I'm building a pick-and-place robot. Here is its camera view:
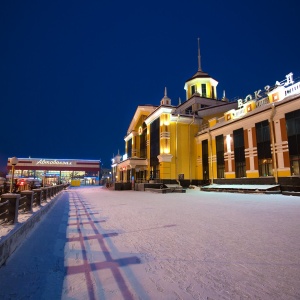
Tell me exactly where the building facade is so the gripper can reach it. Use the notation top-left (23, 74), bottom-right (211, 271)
top-left (195, 72), bottom-right (300, 190)
top-left (112, 59), bottom-right (237, 186)
top-left (112, 56), bottom-right (300, 190)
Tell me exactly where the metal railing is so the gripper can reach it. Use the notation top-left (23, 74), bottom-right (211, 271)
top-left (0, 200), bottom-right (9, 225)
top-left (0, 184), bottom-right (67, 225)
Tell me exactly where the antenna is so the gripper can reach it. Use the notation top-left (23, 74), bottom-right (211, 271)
top-left (197, 38), bottom-right (202, 71)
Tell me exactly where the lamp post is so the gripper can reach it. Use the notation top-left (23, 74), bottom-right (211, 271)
top-left (43, 171), bottom-right (46, 187)
top-left (9, 157), bottom-right (19, 193)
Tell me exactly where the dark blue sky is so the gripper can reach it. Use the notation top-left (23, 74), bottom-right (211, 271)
top-left (1, 0), bottom-right (299, 171)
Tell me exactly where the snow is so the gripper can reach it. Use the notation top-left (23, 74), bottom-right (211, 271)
top-left (202, 184), bottom-right (279, 190)
top-left (0, 186), bottom-right (300, 299)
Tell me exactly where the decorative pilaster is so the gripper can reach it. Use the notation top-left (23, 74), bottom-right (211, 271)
top-left (196, 141), bottom-right (202, 179)
top-left (157, 154), bottom-right (173, 179)
top-left (160, 114), bottom-right (171, 154)
top-left (132, 131), bottom-right (137, 157)
top-left (210, 138), bottom-right (217, 180)
top-left (245, 127), bottom-right (259, 178)
top-left (274, 117), bottom-right (291, 176)
top-left (224, 133), bottom-right (235, 178)
top-left (146, 124), bottom-right (151, 175)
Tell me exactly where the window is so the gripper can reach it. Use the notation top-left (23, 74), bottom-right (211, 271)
top-left (150, 118), bottom-right (160, 171)
top-left (127, 169), bottom-right (131, 183)
top-left (202, 139), bottom-right (209, 180)
top-left (140, 122), bottom-right (147, 158)
top-left (211, 87), bottom-right (215, 99)
top-left (185, 106), bottom-right (193, 114)
top-left (255, 120), bottom-right (272, 176)
top-left (290, 155), bottom-right (300, 175)
top-left (233, 128), bottom-right (246, 178)
top-left (216, 135), bottom-right (225, 178)
top-left (258, 158), bottom-right (273, 177)
top-left (201, 84), bottom-right (207, 97)
top-left (136, 170), bottom-right (148, 182)
top-left (149, 169), bottom-right (160, 180)
top-left (256, 120), bottom-right (271, 143)
top-left (127, 138), bottom-right (132, 158)
top-left (286, 109), bottom-right (300, 175)
top-left (191, 85), bottom-right (196, 95)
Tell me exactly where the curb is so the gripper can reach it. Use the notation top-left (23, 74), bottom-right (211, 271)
top-left (0, 191), bottom-right (64, 267)
top-left (282, 191), bottom-right (300, 196)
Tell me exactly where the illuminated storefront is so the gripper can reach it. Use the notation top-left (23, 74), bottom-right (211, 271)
top-left (7, 158), bottom-right (100, 186)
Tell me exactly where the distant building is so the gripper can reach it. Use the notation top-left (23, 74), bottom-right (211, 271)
top-left (7, 158), bottom-right (100, 185)
top-left (100, 168), bottom-right (112, 185)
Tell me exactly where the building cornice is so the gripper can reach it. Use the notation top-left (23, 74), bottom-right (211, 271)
top-left (144, 106), bottom-right (175, 125)
top-left (195, 93), bottom-right (300, 137)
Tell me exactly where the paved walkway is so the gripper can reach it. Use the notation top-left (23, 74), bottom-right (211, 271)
top-left (0, 186), bottom-right (300, 299)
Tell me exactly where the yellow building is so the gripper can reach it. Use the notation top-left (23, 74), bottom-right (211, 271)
top-left (195, 72), bottom-right (300, 191)
top-left (112, 49), bottom-right (237, 188)
top-left (112, 41), bottom-right (300, 192)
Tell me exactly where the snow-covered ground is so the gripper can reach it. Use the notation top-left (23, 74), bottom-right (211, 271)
top-left (0, 186), bottom-right (300, 300)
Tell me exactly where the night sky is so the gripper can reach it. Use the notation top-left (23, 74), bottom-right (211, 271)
top-left (1, 0), bottom-right (299, 172)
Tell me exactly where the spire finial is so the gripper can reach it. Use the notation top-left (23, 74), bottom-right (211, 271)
top-left (178, 97), bottom-right (181, 105)
top-left (161, 87), bottom-right (171, 105)
top-left (197, 37), bottom-right (202, 71)
top-left (222, 90), bottom-right (228, 102)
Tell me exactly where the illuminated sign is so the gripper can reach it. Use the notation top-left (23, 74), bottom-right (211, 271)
top-left (237, 72), bottom-right (294, 108)
top-left (36, 159), bottom-right (72, 165)
top-left (224, 72), bottom-right (300, 122)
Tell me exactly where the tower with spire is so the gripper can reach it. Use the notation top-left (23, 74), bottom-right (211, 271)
top-left (111, 38), bottom-right (238, 187)
top-left (160, 87), bottom-right (171, 106)
top-left (184, 38), bottom-right (218, 100)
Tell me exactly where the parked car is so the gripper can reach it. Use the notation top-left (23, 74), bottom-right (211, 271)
top-left (17, 178), bottom-right (42, 189)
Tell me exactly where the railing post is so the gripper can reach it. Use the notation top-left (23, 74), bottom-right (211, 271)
top-left (41, 187), bottom-right (47, 202)
top-left (0, 194), bottom-right (20, 224)
top-left (20, 191), bottom-right (34, 213)
top-left (49, 186), bottom-right (54, 198)
top-left (53, 186), bottom-right (57, 195)
top-left (48, 187), bottom-right (52, 199)
top-left (32, 189), bottom-right (42, 206)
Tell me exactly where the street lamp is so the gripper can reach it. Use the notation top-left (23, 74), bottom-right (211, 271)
top-left (10, 157), bottom-right (19, 193)
top-left (43, 171), bottom-right (46, 187)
